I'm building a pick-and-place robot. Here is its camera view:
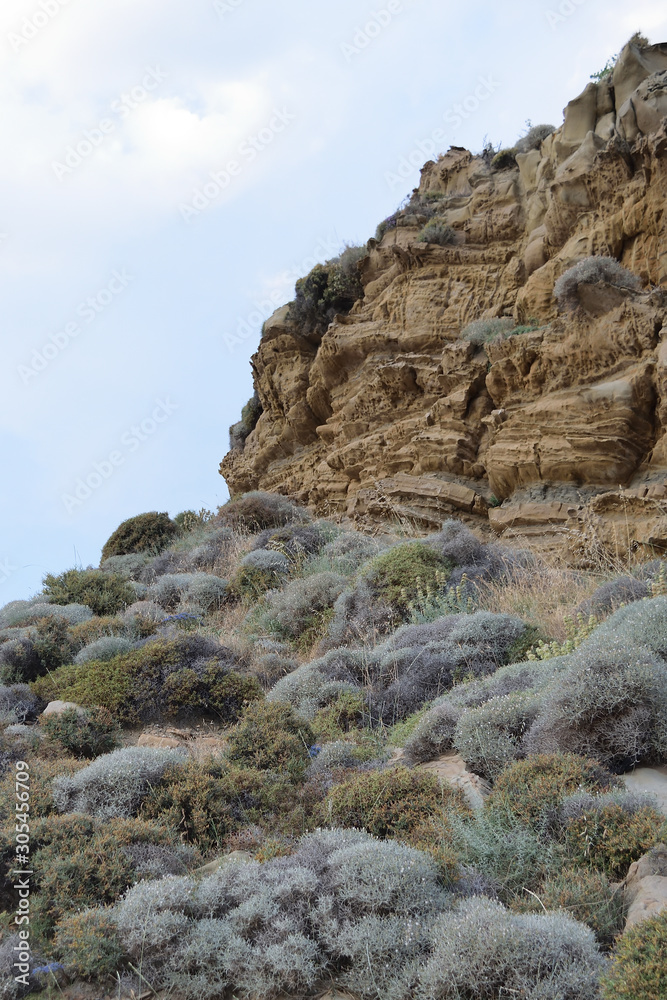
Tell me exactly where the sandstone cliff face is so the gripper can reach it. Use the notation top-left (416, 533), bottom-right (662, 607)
top-left (221, 39), bottom-right (667, 562)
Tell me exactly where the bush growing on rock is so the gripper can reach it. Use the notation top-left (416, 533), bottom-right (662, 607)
top-left (554, 255), bottom-right (641, 311)
top-left (218, 491), bottom-right (308, 531)
top-left (416, 221), bottom-right (457, 245)
top-left (229, 391), bottom-right (263, 452)
top-left (515, 123), bottom-right (556, 152)
top-left (461, 316), bottom-right (517, 345)
top-left (288, 245), bottom-right (367, 337)
top-left (101, 512), bottom-right (178, 561)
top-left (52, 747), bottom-right (187, 819)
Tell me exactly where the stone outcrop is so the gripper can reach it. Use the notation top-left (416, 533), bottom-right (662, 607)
top-left (622, 844), bottom-right (667, 928)
top-left (221, 38), bottom-right (667, 560)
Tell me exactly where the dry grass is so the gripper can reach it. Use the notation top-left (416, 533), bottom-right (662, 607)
top-left (477, 560), bottom-right (600, 643)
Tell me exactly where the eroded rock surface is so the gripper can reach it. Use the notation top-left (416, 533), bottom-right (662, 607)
top-left (221, 38), bottom-right (667, 561)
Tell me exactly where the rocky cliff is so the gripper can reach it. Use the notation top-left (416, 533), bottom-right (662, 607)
top-left (221, 37), bottom-right (667, 562)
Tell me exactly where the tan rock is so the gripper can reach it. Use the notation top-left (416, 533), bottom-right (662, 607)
top-left (419, 752), bottom-right (491, 810)
top-left (41, 701), bottom-right (86, 718)
top-left (623, 845), bottom-right (667, 928)
top-left (137, 734), bottom-right (182, 749)
top-left (220, 38), bottom-right (667, 566)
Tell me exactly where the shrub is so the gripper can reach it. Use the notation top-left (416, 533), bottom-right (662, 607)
top-left (74, 635), bottom-right (133, 664)
top-left (527, 868), bottom-right (624, 946)
top-left (525, 636), bottom-right (667, 770)
top-left (310, 688), bottom-right (368, 741)
top-left (491, 147), bottom-right (518, 170)
top-left (229, 391), bottom-right (263, 451)
top-left (231, 549), bottom-right (290, 600)
top-left (288, 245), bottom-right (367, 337)
top-left (227, 701), bottom-right (315, 780)
top-left (54, 910), bottom-right (124, 980)
top-left (333, 913), bottom-right (430, 1000)
top-left (554, 255), bottom-right (642, 311)
top-left (324, 579), bottom-right (398, 648)
top-left (0, 617), bottom-right (75, 684)
top-left (578, 575), bottom-right (649, 617)
top-left (320, 766), bottom-right (469, 843)
top-left (364, 542), bottom-right (451, 610)
top-left (315, 531), bottom-right (383, 575)
top-left (99, 553), bottom-right (149, 580)
top-left (461, 316), bottom-right (516, 345)
top-left (68, 615), bottom-right (126, 650)
top-left (601, 908), bottom-right (667, 999)
top-left (251, 522), bottom-right (326, 561)
top-left (559, 790), bottom-right (665, 879)
top-left (41, 707), bottom-right (120, 759)
top-left (0, 684), bottom-right (40, 726)
top-left (248, 571), bottom-right (347, 647)
top-left (217, 491), bottom-right (306, 531)
top-left (416, 221), bottom-right (457, 245)
top-left (267, 650), bottom-right (363, 720)
top-left (33, 635), bottom-right (255, 725)
top-left (43, 569), bottom-right (135, 617)
top-left (0, 601), bottom-right (91, 629)
top-left (487, 753), bottom-right (618, 828)
top-left (101, 512), bottom-right (177, 560)
top-left (515, 123), bottom-right (556, 152)
top-left (149, 572), bottom-right (197, 609)
top-left (418, 896), bottom-right (604, 1000)
top-left (375, 211), bottom-right (401, 242)
top-left (454, 690), bottom-right (543, 780)
top-left (52, 747), bottom-right (187, 819)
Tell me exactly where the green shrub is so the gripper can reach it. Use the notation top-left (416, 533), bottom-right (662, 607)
top-left (601, 908), bottom-right (667, 999)
top-left (32, 636), bottom-right (257, 725)
top-left (41, 707), bottom-right (120, 759)
top-left (0, 814), bottom-right (174, 939)
top-left (560, 792), bottom-right (665, 879)
top-left (101, 511), bottom-right (178, 560)
top-left (488, 753), bottom-right (618, 828)
top-left (54, 909), bottom-right (125, 980)
top-left (229, 391), bottom-right (263, 451)
top-left (491, 147), bottom-right (518, 170)
top-left (364, 542), bottom-right (451, 611)
top-left (227, 701), bottom-right (315, 780)
top-left (416, 221), bottom-right (457, 246)
top-left (311, 689), bottom-right (368, 742)
top-left (524, 868), bottom-right (624, 946)
top-left (461, 316), bottom-right (517, 345)
top-left (288, 245), bottom-right (367, 337)
top-left (43, 568), bottom-right (135, 617)
top-left (68, 616), bottom-right (126, 650)
top-left (319, 767), bottom-right (469, 869)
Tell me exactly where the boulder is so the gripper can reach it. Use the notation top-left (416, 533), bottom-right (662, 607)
top-left (41, 701), bottom-right (86, 718)
top-left (623, 844), bottom-right (667, 928)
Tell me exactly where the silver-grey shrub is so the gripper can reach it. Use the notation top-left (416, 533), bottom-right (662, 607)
top-left (149, 573), bottom-right (197, 610)
top-left (0, 685), bottom-right (40, 726)
top-left (267, 647), bottom-right (363, 719)
top-left (52, 747), bottom-right (186, 819)
top-left (185, 574), bottom-right (228, 613)
top-left (461, 317), bottom-right (516, 345)
top-left (525, 635), bottom-right (667, 769)
top-left (249, 571), bottom-right (347, 644)
top-left (0, 601), bottom-right (92, 628)
top-left (74, 636), bottom-right (133, 665)
top-left (100, 554), bottom-right (149, 580)
top-left (418, 897), bottom-right (603, 1000)
top-left (240, 549), bottom-right (290, 574)
top-left (403, 659), bottom-right (558, 764)
top-left (515, 123), bottom-right (556, 153)
top-left (554, 255), bottom-right (641, 311)
top-left (589, 594), bottom-right (667, 658)
top-left (454, 690), bottom-right (544, 779)
top-left (313, 531), bottom-right (384, 575)
top-left (324, 578), bottom-right (398, 649)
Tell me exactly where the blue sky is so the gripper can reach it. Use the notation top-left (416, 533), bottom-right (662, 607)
top-left (1, 0), bottom-right (666, 602)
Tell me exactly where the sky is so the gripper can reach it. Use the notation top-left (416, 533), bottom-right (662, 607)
top-left (1, 0), bottom-right (666, 603)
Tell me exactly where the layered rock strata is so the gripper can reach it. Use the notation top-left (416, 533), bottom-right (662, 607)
top-left (221, 38), bottom-right (667, 561)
